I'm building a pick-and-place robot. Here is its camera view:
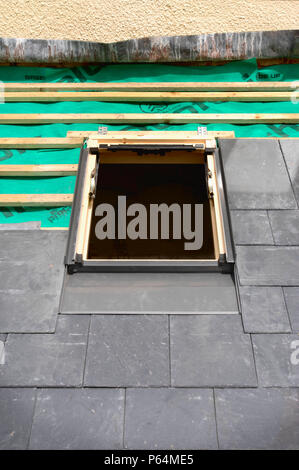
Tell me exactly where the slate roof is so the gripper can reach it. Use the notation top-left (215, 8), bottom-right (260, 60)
top-left (0, 138), bottom-right (298, 450)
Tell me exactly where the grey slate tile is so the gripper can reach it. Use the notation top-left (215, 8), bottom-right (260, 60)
top-left (125, 388), bottom-right (217, 450)
top-left (0, 230), bottom-right (67, 264)
top-left (84, 315), bottom-right (169, 387)
top-left (0, 388), bottom-right (36, 450)
top-left (215, 388), bottom-right (299, 449)
top-left (239, 286), bottom-right (291, 333)
top-left (236, 245), bottom-right (299, 286)
top-left (0, 292), bottom-right (59, 333)
top-left (170, 316), bottom-right (257, 387)
top-left (0, 231), bottom-right (67, 333)
top-left (268, 210), bottom-right (299, 245)
top-left (0, 261), bottom-right (63, 292)
top-left (283, 287), bottom-right (299, 332)
top-left (219, 139), bottom-right (296, 209)
top-left (0, 222), bottom-right (41, 230)
top-left (0, 315), bottom-right (89, 386)
top-left (252, 334), bottom-right (299, 387)
top-left (29, 388), bottom-right (124, 450)
top-left (280, 139), bottom-right (299, 205)
top-left (230, 210), bottom-right (273, 245)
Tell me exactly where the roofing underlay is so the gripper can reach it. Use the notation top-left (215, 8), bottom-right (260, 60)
top-left (0, 58), bottom-right (298, 228)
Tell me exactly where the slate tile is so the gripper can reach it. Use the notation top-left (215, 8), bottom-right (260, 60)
top-left (268, 210), bottom-right (299, 245)
top-left (0, 316), bottom-right (89, 386)
top-left (252, 334), bottom-right (299, 386)
top-left (84, 315), bottom-right (169, 387)
top-left (0, 231), bottom-right (67, 264)
top-left (170, 316), bottom-right (257, 387)
top-left (0, 231), bottom-right (67, 333)
top-left (239, 286), bottom-right (291, 333)
top-left (0, 388), bottom-right (36, 450)
top-left (125, 388), bottom-right (217, 450)
top-left (0, 261), bottom-right (63, 292)
top-left (283, 287), bottom-right (299, 332)
top-left (280, 139), bottom-right (299, 205)
top-left (219, 139), bottom-right (296, 209)
top-left (0, 292), bottom-right (58, 333)
top-left (215, 388), bottom-right (299, 449)
top-left (172, 314), bottom-right (244, 335)
top-left (29, 388), bottom-right (124, 450)
top-left (236, 245), bottom-right (299, 285)
top-left (0, 222), bottom-right (41, 230)
top-left (230, 210), bottom-right (273, 245)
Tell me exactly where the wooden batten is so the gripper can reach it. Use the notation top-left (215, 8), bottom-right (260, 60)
top-left (67, 130), bottom-right (235, 139)
top-left (0, 164), bottom-right (78, 176)
top-left (0, 137), bottom-right (82, 148)
top-left (0, 113), bottom-right (297, 124)
top-left (0, 194), bottom-right (73, 206)
top-left (2, 82), bottom-right (296, 92)
top-left (2, 91), bottom-right (294, 102)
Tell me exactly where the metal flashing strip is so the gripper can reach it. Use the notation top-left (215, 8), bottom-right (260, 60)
top-left (0, 30), bottom-right (297, 65)
top-left (59, 271), bottom-right (239, 314)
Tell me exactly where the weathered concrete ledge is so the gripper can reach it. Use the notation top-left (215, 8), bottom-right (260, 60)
top-left (0, 30), bottom-right (298, 65)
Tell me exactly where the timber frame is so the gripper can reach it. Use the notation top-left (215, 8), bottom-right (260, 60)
top-left (64, 131), bottom-right (234, 274)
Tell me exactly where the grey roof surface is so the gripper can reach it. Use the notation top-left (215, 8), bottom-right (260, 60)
top-left (0, 138), bottom-right (298, 450)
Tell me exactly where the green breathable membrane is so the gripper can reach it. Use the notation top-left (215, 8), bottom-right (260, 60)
top-left (0, 59), bottom-right (298, 227)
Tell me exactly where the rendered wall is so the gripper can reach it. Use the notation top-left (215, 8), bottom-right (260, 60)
top-left (0, 0), bottom-right (298, 43)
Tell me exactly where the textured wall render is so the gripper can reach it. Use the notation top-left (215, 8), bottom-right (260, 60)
top-left (0, 0), bottom-right (298, 43)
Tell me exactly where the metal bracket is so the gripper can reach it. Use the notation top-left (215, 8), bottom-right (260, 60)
top-left (98, 126), bottom-right (108, 135)
top-left (197, 126), bottom-right (208, 137)
top-left (89, 168), bottom-right (96, 199)
top-left (207, 169), bottom-right (214, 198)
top-left (194, 143), bottom-right (205, 150)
